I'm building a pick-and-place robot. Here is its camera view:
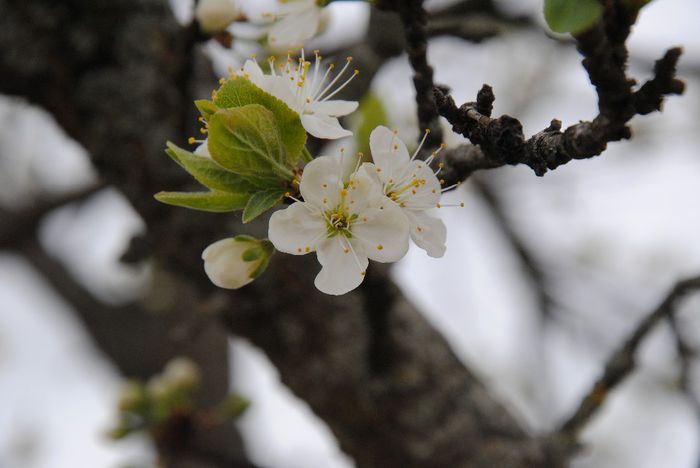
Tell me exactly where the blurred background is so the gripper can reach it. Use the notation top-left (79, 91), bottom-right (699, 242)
top-left (1, 0), bottom-right (699, 467)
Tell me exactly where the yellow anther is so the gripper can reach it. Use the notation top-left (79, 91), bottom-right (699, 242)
top-left (305, 246), bottom-right (311, 253)
top-left (188, 137), bottom-right (195, 145)
top-left (416, 226), bottom-right (423, 232)
top-left (377, 245), bottom-right (384, 250)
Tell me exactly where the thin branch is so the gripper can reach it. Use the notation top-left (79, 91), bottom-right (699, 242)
top-left (557, 276), bottom-right (700, 439)
top-left (434, 1), bottom-right (684, 183)
top-left (471, 177), bottom-right (555, 320)
top-left (379, 0), bottom-right (443, 147)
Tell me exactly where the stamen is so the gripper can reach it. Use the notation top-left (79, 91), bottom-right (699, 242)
top-left (411, 128), bottom-right (430, 161)
top-left (284, 192), bottom-right (303, 204)
top-left (320, 70), bottom-right (359, 102)
top-left (341, 237), bottom-right (366, 277)
top-left (316, 57), bottom-right (352, 101)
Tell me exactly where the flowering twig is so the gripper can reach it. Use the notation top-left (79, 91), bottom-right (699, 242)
top-left (557, 276), bottom-right (700, 439)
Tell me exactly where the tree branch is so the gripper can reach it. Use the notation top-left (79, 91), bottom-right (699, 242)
top-left (557, 276), bottom-right (700, 439)
top-left (377, 0), bottom-right (443, 147)
top-left (434, 1), bottom-right (684, 183)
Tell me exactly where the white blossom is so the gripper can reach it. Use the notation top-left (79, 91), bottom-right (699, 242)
top-left (237, 52), bottom-right (359, 140)
top-left (368, 126), bottom-right (448, 258)
top-left (195, 0), bottom-right (239, 33)
top-left (268, 151), bottom-right (409, 295)
top-left (265, 0), bottom-right (327, 49)
top-left (202, 236), bottom-right (272, 289)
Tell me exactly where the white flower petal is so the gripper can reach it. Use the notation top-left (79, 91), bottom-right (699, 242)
top-left (396, 160), bottom-right (441, 209)
top-left (268, 7), bottom-right (320, 48)
top-left (268, 202), bottom-right (326, 254)
top-left (404, 210), bottom-right (446, 258)
top-left (242, 60), bottom-right (266, 86)
top-left (299, 154), bottom-right (348, 208)
top-left (195, 140), bottom-right (211, 158)
top-left (195, 0), bottom-right (238, 33)
top-left (369, 125), bottom-right (410, 184)
top-left (277, 0), bottom-right (316, 15)
top-left (353, 201), bottom-right (409, 263)
top-left (301, 114), bottom-right (352, 139)
top-left (202, 238), bottom-right (256, 289)
top-left (263, 75), bottom-right (299, 112)
top-left (314, 236), bottom-right (368, 295)
top-left (306, 100), bottom-right (359, 117)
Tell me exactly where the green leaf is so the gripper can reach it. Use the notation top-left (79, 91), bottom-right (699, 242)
top-left (218, 394), bottom-right (250, 420)
top-left (208, 105), bottom-right (295, 184)
top-left (214, 77), bottom-right (306, 163)
top-left (194, 99), bottom-right (218, 120)
top-left (165, 142), bottom-right (261, 193)
top-left (544, 0), bottom-right (603, 34)
top-left (155, 191), bottom-right (250, 212)
top-left (353, 93), bottom-right (388, 156)
top-left (242, 189), bottom-right (285, 223)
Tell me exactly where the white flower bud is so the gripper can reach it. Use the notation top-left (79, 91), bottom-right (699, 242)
top-left (202, 236), bottom-right (274, 289)
top-left (195, 0), bottom-right (238, 34)
top-left (163, 357), bottom-right (200, 390)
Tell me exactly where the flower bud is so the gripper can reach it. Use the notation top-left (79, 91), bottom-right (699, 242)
top-left (202, 235), bottom-right (274, 289)
top-left (195, 0), bottom-right (238, 34)
top-left (118, 380), bottom-right (146, 411)
top-left (163, 357), bottom-right (201, 391)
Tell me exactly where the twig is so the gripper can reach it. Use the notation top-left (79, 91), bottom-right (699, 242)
top-left (471, 177), bottom-right (555, 320)
top-left (557, 276), bottom-right (700, 439)
top-left (379, 0), bottom-right (443, 147)
top-left (434, 0), bottom-right (684, 182)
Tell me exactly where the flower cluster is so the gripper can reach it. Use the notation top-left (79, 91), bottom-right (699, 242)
top-left (241, 50), bottom-right (359, 139)
top-left (269, 126), bottom-right (448, 294)
top-left (157, 48), bottom-right (453, 296)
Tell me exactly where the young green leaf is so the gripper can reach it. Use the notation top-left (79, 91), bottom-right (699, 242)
top-left (165, 142), bottom-right (260, 193)
top-left (214, 77), bottom-right (306, 164)
top-left (194, 99), bottom-right (218, 120)
top-left (208, 105), bottom-right (295, 184)
top-left (544, 0), bottom-right (603, 34)
top-left (155, 191), bottom-right (250, 212)
top-left (242, 189), bottom-right (285, 223)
